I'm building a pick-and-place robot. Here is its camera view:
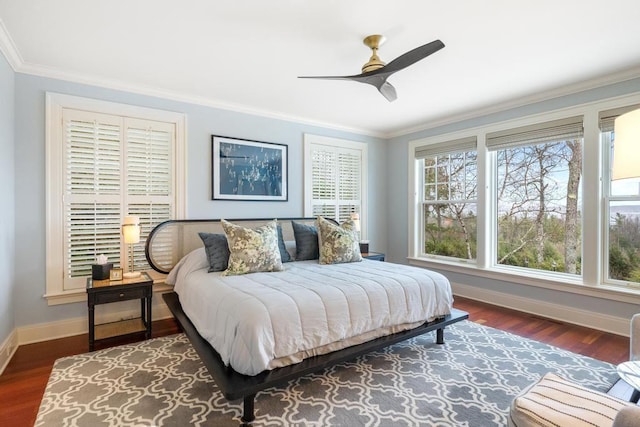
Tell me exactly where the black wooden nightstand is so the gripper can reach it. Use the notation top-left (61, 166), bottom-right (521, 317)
top-left (86, 272), bottom-right (153, 351)
top-left (362, 252), bottom-right (385, 261)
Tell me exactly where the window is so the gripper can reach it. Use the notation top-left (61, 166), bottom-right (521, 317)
top-left (303, 134), bottom-right (367, 237)
top-left (46, 94), bottom-right (185, 304)
top-left (410, 93), bottom-right (640, 297)
top-left (416, 137), bottom-right (477, 261)
top-left (600, 105), bottom-right (640, 285)
top-left (487, 117), bottom-right (584, 275)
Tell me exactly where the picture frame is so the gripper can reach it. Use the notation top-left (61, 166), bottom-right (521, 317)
top-left (109, 268), bottom-right (123, 281)
top-left (212, 135), bottom-right (288, 201)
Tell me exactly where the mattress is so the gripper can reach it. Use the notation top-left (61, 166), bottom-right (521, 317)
top-left (167, 248), bottom-right (453, 376)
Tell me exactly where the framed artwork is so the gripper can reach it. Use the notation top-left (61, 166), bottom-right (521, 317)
top-left (212, 135), bottom-right (288, 201)
top-left (109, 268), bottom-right (123, 281)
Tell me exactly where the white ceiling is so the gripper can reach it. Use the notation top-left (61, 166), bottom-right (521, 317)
top-left (1, 0), bottom-right (640, 137)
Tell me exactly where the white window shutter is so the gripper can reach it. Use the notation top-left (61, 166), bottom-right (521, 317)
top-left (65, 201), bottom-right (121, 286)
top-left (125, 120), bottom-right (175, 272)
top-left (59, 109), bottom-right (176, 290)
top-left (126, 121), bottom-right (173, 196)
top-left (65, 111), bottom-right (121, 195)
top-left (63, 110), bottom-right (123, 290)
top-left (304, 135), bottom-right (367, 236)
top-left (337, 151), bottom-right (361, 223)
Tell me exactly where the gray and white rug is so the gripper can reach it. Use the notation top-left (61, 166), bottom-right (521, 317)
top-left (36, 321), bottom-right (619, 426)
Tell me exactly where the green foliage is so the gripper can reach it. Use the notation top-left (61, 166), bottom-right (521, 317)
top-left (608, 214), bottom-right (640, 283)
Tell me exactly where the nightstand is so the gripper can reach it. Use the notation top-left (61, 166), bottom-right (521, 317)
top-left (362, 252), bottom-right (385, 261)
top-left (86, 272), bottom-right (153, 351)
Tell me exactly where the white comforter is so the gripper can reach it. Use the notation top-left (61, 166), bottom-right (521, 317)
top-left (168, 248), bottom-right (453, 376)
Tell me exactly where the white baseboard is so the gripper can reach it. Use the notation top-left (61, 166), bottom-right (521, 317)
top-left (0, 301), bottom-right (173, 376)
top-left (17, 295), bottom-right (173, 346)
top-left (0, 329), bottom-right (18, 375)
top-left (452, 282), bottom-right (630, 337)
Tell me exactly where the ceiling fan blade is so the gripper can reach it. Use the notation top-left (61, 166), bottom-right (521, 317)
top-left (299, 74), bottom-right (396, 102)
top-left (297, 75), bottom-right (357, 81)
top-left (298, 38), bottom-right (444, 102)
top-left (382, 39), bottom-right (445, 75)
top-left (378, 81), bottom-right (397, 102)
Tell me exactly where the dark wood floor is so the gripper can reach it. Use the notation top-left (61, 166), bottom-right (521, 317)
top-left (0, 296), bottom-right (630, 426)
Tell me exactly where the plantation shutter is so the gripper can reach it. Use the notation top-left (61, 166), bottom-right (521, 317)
top-left (308, 144), bottom-right (362, 224)
top-left (62, 109), bottom-right (175, 290)
top-left (126, 120), bottom-right (175, 272)
top-left (415, 136), bottom-right (477, 159)
top-left (486, 116), bottom-right (584, 150)
top-left (337, 151), bottom-right (361, 223)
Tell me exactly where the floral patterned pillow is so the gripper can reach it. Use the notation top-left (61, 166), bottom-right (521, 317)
top-left (316, 216), bottom-right (363, 265)
top-left (221, 219), bottom-right (284, 276)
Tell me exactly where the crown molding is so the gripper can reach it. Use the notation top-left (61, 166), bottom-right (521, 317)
top-left (0, 18), bottom-right (22, 70)
top-left (385, 65), bottom-right (640, 139)
top-left (3, 13), bottom-right (639, 141)
top-left (14, 59), bottom-right (383, 138)
top-left (0, 16), bottom-right (380, 138)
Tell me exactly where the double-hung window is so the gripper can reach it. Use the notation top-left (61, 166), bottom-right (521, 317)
top-left (303, 134), bottom-right (368, 237)
top-left (410, 95), bottom-right (640, 297)
top-left (487, 117), bottom-right (584, 274)
top-left (415, 137), bottom-right (478, 261)
top-left (46, 94), bottom-right (185, 304)
top-left (600, 105), bottom-right (640, 285)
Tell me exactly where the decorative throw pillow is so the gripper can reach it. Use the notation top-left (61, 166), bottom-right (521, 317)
top-left (292, 221), bottom-right (319, 260)
top-left (198, 232), bottom-right (231, 272)
top-left (316, 216), bottom-right (362, 265)
top-left (221, 219), bottom-right (283, 276)
top-left (277, 224), bottom-right (292, 263)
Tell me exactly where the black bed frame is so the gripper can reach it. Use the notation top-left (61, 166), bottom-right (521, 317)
top-left (163, 291), bottom-right (469, 425)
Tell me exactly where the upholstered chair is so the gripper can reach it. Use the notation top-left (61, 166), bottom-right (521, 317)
top-left (509, 314), bottom-right (640, 427)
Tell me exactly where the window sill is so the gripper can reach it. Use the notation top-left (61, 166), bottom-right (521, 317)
top-left (407, 256), bottom-right (640, 305)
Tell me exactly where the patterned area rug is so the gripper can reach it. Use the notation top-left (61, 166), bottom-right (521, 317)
top-left (36, 321), bottom-right (618, 426)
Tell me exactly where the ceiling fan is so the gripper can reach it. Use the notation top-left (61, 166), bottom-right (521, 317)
top-left (298, 35), bottom-right (445, 102)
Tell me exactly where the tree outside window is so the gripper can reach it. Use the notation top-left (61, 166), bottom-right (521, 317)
top-left (494, 140), bottom-right (582, 274)
top-left (421, 150), bottom-right (478, 260)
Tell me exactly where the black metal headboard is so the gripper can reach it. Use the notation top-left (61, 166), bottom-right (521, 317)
top-left (145, 218), bottom-right (317, 274)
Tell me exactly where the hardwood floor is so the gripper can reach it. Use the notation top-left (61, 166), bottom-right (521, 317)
top-left (0, 297), bottom-right (631, 426)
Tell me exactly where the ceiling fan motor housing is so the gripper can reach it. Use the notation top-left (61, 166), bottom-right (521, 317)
top-left (361, 34), bottom-right (386, 73)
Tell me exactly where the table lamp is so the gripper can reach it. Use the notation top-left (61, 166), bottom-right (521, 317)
top-left (122, 215), bottom-right (141, 279)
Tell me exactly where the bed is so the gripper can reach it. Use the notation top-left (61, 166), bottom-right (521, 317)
top-left (147, 218), bottom-right (468, 424)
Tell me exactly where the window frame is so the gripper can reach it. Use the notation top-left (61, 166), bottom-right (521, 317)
top-left (408, 91), bottom-right (640, 304)
top-left (417, 146), bottom-right (479, 263)
top-left (601, 123), bottom-right (640, 287)
top-left (303, 134), bottom-right (368, 239)
top-left (488, 118), bottom-right (584, 276)
top-left (45, 93), bottom-right (186, 305)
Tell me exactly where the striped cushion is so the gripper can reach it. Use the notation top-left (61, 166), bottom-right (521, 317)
top-left (509, 373), bottom-right (631, 427)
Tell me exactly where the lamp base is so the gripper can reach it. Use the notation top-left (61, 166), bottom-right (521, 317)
top-left (123, 271), bottom-right (141, 279)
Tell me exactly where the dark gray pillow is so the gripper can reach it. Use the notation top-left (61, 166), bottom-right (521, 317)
top-left (198, 232), bottom-right (230, 272)
top-left (277, 224), bottom-right (292, 263)
top-left (292, 221), bottom-right (319, 260)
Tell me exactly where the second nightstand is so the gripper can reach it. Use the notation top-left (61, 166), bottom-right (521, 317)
top-left (86, 272), bottom-right (153, 351)
top-left (362, 252), bottom-right (385, 261)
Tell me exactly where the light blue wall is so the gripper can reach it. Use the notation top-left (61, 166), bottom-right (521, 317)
top-left (8, 53), bottom-right (638, 332)
top-left (13, 73), bottom-right (388, 327)
top-left (386, 77), bottom-right (640, 319)
top-left (0, 52), bottom-right (15, 344)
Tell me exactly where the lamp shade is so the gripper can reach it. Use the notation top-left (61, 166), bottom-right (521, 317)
top-left (122, 215), bottom-right (141, 244)
top-left (613, 108), bottom-right (640, 181)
